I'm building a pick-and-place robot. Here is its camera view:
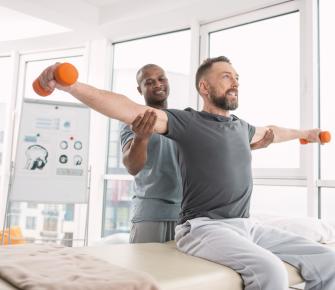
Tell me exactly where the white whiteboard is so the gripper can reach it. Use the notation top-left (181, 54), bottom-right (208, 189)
top-left (11, 99), bottom-right (90, 203)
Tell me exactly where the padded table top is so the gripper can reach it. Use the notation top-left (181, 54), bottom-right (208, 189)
top-left (1, 242), bottom-right (334, 290)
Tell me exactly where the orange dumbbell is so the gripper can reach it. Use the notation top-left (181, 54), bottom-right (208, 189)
top-left (32, 63), bottom-right (78, 96)
top-left (299, 131), bottom-right (331, 144)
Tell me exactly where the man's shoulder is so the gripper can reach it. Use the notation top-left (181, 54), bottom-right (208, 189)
top-left (165, 107), bottom-right (194, 112)
top-left (231, 114), bottom-right (251, 125)
top-left (119, 121), bottom-right (131, 133)
top-left (119, 122), bottom-right (134, 146)
top-left (164, 107), bottom-right (197, 116)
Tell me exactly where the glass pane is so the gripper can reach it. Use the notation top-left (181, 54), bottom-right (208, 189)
top-left (106, 120), bottom-right (125, 174)
top-left (0, 57), bottom-right (12, 103)
top-left (0, 56), bottom-right (12, 171)
top-left (106, 30), bottom-right (191, 173)
top-left (103, 180), bottom-right (133, 236)
top-left (112, 30), bottom-right (191, 109)
top-left (320, 0), bottom-right (335, 179)
top-left (0, 105), bottom-right (6, 169)
top-left (209, 12), bottom-right (300, 169)
top-left (5, 201), bottom-right (86, 247)
top-left (103, 30), bottom-right (191, 236)
top-left (24, 56), bottom-right (84, 103)
top-left (250, 185), bottom-right (307, 217)
top-left (321, 188), bottom-right (335, 220)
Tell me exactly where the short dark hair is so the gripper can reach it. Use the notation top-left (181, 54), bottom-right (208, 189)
top-left (136, 64), bottom-right (162, 85)
top-left (195, 56), bottom-right (231, 93)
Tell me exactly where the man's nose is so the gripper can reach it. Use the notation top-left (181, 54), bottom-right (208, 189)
top-left (153, 80), bottom-right (164, 89)
top-left (232, 78), bottom-right (239, 88)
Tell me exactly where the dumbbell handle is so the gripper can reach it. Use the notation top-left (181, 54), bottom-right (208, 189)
top-left (299, 131), bottom-right (331, 144)
top-left (32, 63), bottom-right (78, 96)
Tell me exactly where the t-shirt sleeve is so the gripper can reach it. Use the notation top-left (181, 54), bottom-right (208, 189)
top-left (163, 108), bottom-right (193, 141)
top-left (247, 123), bottom-right (256, 143)
top-left (119, 122), bottom-right (135, 151)
top-left (239, 118), bottom-right (256, 143)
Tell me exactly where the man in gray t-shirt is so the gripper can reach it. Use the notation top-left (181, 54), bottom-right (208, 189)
top-left (120, 64), bottom-right (182, 243)
top-left (37, 56), bottom-right (335, 289)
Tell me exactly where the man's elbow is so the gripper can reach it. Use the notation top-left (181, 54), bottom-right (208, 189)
top-left (123, 159), bottom-right (142, 176)
top-left (126, 167), bottom-right (140, 176)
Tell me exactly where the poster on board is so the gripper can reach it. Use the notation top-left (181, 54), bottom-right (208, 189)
top-left (10, 99), bottom-right (90, 203)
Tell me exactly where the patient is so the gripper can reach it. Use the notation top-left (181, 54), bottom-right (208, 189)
top-left (36, 56), bottom-right (335, 290)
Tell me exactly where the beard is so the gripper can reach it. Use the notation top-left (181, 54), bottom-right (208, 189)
top-left (209, 88), bottom-right (238, 110)
top-left (146, 94), bottom-right (168, 108)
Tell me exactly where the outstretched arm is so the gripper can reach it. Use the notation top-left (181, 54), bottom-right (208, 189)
top-left (251, 126), bottom-right (321, 144)
top-left (37, 63), bottom-right (168, 134)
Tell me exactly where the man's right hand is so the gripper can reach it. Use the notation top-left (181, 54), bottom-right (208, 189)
top-left (131, 110), bottom-right (157, 141)
top-left (36, 63), bottom-right (76, 94)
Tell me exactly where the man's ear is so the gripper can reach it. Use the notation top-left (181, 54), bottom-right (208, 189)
top-left (137, 86), bottom-right (142, 95)
top-left (199, 80), bottom-right (209, 98)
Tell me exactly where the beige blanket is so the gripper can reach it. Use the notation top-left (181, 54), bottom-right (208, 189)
top-left (0, 243), bottom-right (159, 290)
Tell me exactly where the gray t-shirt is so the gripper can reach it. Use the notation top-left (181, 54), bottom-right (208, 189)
top-left (120, 123), bottom-right (182, 222)
top-left (163, 108), bottom-right (255, 224)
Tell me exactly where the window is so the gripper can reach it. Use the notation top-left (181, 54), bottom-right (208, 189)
top-left (6, 201), bottom-right (86, 246)
top-left (102, 30), bottom-right (191, 236)
top-left (25, 216), bottom-right (36, 230)
top-left (23, 55), bottom-right (84, 103)
top-left (43, 217), bottom-right (58, 232)
top-left (199, 3), bottom-right (311, 216)
top-left (27, 202), bottom-right (38, 209)
top-left (9, 215), bottom-right (20, 227)
top-left (320, 0), bottom-right (335, 180)
top-left (64, 204), bottom-right (75, 221)
top-left (0, 56), bottom-right (12, 173)
top-left (320, 188), bottom-right (335, 219)
top-left (2, 51), bottom-right (87, 246)
top-left (107, 29), bottom-right (191, 174)
top-left (103, 180), bottom-right (132, 236)
top-left (62, 232), bottom-right (74, 247)
top-left (319, 0), bottom-right (335, 219)
top-left (251, 185), bottom-right (307, 217)
top-left (207, 12), bottom-right (300, 171)
top-left (0, 126), bottom-right (4, 166)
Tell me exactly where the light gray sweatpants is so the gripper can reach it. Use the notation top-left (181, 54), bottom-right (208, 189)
top-left (175, 217), bottom-right (335, 290)
top-left (130, 221), bottom-right (177, 243)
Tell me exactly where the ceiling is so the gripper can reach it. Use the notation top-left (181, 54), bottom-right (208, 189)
top-left (0, 0), bottom-right (286, 44)
top-left (0, 6), bottom-right (70, 41)
top-left (81, 0), bottom-right (126, 7)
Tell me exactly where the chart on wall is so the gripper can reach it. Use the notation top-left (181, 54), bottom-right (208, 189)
top-left (10, 99), bottom-right (90, 203)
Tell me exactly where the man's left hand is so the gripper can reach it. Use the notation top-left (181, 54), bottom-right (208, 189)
top-left (250, 129), bottom-right (274, 150)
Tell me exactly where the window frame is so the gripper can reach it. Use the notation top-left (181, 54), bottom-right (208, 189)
top-left (0, 52), bottom-right (19, 230)
top-left (318, 0), bottom-right (335, 217)
top-left (200, 1), bottom-right (305, 179)
top-left (200, 0), bottom-right (320, 217)
top-left (1, 47), bottom-right (92, 242)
